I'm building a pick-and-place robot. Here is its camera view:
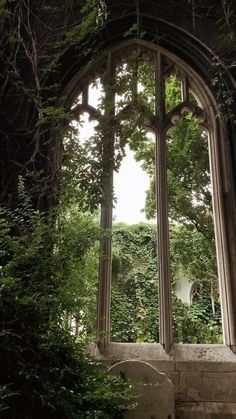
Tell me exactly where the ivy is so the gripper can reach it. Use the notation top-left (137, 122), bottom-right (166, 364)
top-left (110, 223), bottom-right (221, 344)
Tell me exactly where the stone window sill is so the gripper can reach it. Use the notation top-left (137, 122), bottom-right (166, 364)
top-left (89, 342), bottom-right (236, 372)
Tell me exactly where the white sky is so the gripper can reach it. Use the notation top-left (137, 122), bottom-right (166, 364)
top-left (113, 146), bottom-right (151, 224)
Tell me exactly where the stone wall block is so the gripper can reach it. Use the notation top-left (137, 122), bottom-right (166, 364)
top-left (176, 402), bottom-right (206, 419)
top-left (179, 372), bottom-right (236, 402)
top-left (205, 402), bottom-right (236, 418)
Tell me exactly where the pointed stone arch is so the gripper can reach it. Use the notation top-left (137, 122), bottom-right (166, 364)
top-left (59, 20), bottom-right (236, 353)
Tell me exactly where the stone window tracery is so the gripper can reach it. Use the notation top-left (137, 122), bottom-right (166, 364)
top-left (67, 40), bottom-right (230, 353)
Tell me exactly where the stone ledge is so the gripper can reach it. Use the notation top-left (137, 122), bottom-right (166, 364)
top-left (175, 344), bottom-right (236, 372)
top-left (90, 342), bottom-right (236, 373)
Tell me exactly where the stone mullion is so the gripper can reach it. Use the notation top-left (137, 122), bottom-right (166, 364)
top-left (97, 53), bottom-right (115, 351)
top-left (181, 75), bottom-right (189, 102)
top-left (155, 52), bottom-right (173, 353)
top-left (82, 84), bottom-right (88, 105)
top-left (208, 125), bottom-right (236, 352)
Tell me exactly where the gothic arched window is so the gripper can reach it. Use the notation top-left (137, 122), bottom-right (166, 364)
top-left (64, 40), bottom-right (232, 353)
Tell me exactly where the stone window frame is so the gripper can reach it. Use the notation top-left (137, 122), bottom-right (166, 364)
top-left (63, 39), bottom-right (236, 354)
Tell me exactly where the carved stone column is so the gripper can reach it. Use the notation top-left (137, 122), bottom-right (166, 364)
top-left (96, 54), bottom-right (115, 350)
top-left (155, 51), bottom-right (173, 353)
top-left (97, 182), bottom-right (113, 350)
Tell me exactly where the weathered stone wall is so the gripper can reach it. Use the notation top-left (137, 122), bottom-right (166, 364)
top-left (90, 343), bottom-right (236, 418)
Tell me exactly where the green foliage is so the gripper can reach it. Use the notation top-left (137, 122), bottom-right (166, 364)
top-left (0, 182), bottom-right (134, 418)
top-left (0, 0), bottom-right (11, 18)
top-left (56, 203), bottom-right (100, 338)
top-left (109, 223), bottom-right (221, 344)
top-left (1, 10), bottom-right (231, 415)
top-left (1, 4), bottom-right (234, 417)
top-left (168, 116), bottom-right (213, 237)
top-left (172, 294), bottom-right (222, 344)
top-left (111, 224), bottom-right (159, 343)
top-left (165, 75), bottom-right (182, 111)
top-left (170, 225), bottom-right (217, 283)
top-left (62, 0), bottom-right (108, 47)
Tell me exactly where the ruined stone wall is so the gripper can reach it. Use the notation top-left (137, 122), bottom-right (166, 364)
top-left (1, 2), bottom-right (236, 417)
top-left (97, 343), bottom-right (236, 418)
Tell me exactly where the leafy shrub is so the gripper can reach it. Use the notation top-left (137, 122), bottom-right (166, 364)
top-left (0, 184), bottom-right (134, 418)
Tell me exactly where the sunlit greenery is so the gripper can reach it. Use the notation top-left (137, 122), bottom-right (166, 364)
top-left (58, 57), bottom-right (222, 351)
